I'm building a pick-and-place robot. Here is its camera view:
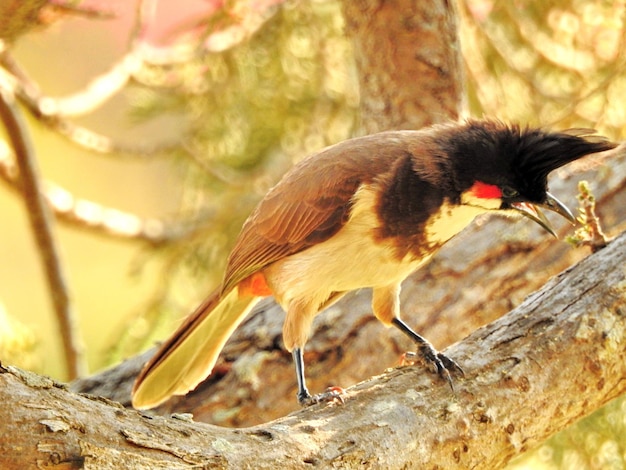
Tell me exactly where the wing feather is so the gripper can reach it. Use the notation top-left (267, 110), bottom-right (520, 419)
top-left (220, 132), bottom-right (419, 292)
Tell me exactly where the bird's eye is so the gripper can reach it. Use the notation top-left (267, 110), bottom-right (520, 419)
top-left (502, 187), bottom-right (519, 198)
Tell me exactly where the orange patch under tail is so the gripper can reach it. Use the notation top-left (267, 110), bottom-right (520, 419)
top-left (238, 271), bottom-right (273, 297)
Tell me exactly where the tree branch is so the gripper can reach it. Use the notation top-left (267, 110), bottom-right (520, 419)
top-left (46, 1), bottom-right (116, 20)
top-left (0, 144), bottom-right (209, 245)
top-left (2, 232), bottom-right (626, 468)
top-left (0, 86), bottom-right (86, 380)
top-left (0, 50), bottom-right (184, 157)
top-left (342, 0), bottom-right (466, 133)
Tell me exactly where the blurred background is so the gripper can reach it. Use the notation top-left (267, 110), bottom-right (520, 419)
top-left (0, 0), bottom-right (625, 468)
top-left (1, 0), bottom-right (360, 378)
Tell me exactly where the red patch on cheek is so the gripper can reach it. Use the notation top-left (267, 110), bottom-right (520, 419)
top-left (238, 272), bottom-right (273, 297)
top-left (471, 181), bottom-right (502, 199)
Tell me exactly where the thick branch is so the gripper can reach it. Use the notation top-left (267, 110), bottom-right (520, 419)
top-left (2, 232), bottom-right (626, 469)
top-left (342, 0), bottom-right (466, 132)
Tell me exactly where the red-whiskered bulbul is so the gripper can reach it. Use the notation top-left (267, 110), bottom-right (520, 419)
top-left (132, 119), bottom-right (615, 408)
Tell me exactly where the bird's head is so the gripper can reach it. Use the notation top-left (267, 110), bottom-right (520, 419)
top-left (442, 120), bottom-right (617, 236)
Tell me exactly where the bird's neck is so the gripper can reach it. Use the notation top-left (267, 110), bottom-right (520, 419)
top-left (422, 200), bottom-right (491, 248)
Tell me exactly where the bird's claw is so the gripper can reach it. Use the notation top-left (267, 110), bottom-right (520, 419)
top-left (435, 352), bottom-right (464, 377)
top-left (299, 386), bottom-right (345, 406)
top-left (402, 346), bottom-right (464, 391)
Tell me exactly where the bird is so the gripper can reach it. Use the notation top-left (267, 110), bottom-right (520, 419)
top-left (132, 119), bottom-right (615, 409)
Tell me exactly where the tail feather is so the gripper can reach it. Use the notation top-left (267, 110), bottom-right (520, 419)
top-left (132, 287), bottom-right (260, 409)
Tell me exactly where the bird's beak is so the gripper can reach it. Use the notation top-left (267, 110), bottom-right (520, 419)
top-left (511, 192), bottom-right (576, 238)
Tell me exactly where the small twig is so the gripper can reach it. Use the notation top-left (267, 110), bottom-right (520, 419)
top-left (46, 1), bottom-right (117, 20)
top-left (1, 48), bottom-right (132, 117)
top-left (566, 180), bottom-right (610, 252)
top-left (129, 0), bottom-right (156, 48)
top-left (0, 86), bottom-right (86, 380)
top-left (0, 51), bottom-right (184, 156)
top-left (0, 150), bottom-right (200, 246)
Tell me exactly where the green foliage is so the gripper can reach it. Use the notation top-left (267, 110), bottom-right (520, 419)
top-left (0, 303), bottom-right (38, 373)
top-left (461, 0), bottom-right (626, 137)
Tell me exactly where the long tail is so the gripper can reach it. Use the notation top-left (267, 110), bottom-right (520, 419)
top-left (131, 287), bottom-right (261, 409)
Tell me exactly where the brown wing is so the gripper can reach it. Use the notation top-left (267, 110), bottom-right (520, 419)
top-left (220, 132), bottom-right (415, 293)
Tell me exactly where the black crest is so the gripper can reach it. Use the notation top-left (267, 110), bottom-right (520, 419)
top-left (506, 125), bottom-right (615, 186)
top-left (441, 120), bottom-right (616, 201)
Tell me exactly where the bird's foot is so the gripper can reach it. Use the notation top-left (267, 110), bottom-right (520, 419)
top-left (403, 344), bottom-right (464, 391)
top-left (298, 386), bottom-right (345, 406)
top-left (392, 318), bottom-right (463, 391)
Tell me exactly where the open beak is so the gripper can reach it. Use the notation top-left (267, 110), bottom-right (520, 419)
top-left (511, 192), bottom-right (576, 238)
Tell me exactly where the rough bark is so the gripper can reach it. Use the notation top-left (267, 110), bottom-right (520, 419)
top-left (342, 0), bottom-right (466, 133)
top-left (3, 230), bottom-right (626, 469)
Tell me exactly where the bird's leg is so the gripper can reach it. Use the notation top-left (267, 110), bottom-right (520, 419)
top-left (391, 317), bottom-right (464, 390)
top-left (292, 347), bottom-right (344, 406)
top-left (293, 347), bottom-right (312, 404)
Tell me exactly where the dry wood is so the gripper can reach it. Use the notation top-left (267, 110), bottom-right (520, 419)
top-left (2, 230), bottom-right (625, 469)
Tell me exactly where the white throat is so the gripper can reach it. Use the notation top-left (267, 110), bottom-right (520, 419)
top-left (424, 192), bottom-right (501, 246)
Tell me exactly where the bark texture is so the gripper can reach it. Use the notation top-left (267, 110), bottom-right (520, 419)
top-left (3, 230), bottom-right (626, 469)
top-left (342, 0), bottom-right (466, 133)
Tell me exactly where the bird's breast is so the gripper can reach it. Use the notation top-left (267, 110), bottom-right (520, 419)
top-left (264, 185), bottom-right (432, 309)
top-left (422, 201), bottom-right (490, 248)
top-left (264, 184), bottom-right (490, 312)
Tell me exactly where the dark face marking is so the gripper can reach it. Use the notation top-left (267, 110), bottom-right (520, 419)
top-left (375, 153), bottom-right (452, 259)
